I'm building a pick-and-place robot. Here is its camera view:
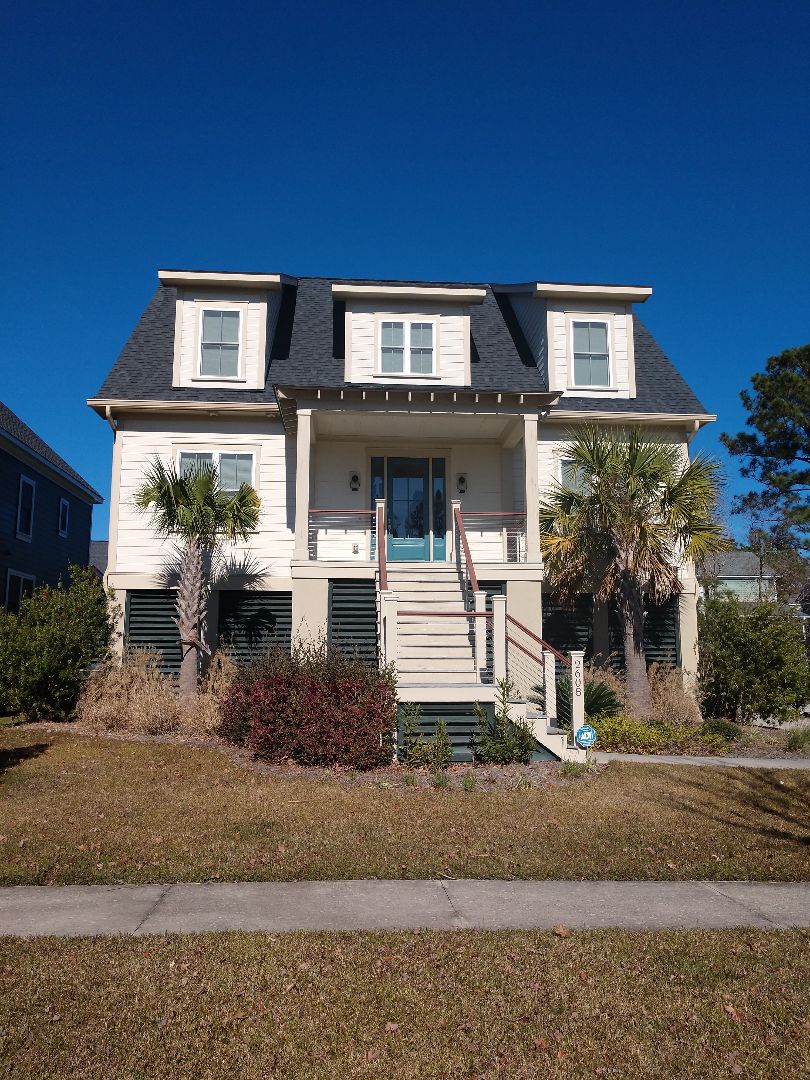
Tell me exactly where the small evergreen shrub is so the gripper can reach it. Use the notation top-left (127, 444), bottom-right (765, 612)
top-left (701, 717), bottom-right (741, 742)
top-left (471, 680), bottom-right (536, 764)
top-left (219, 640), bottom-right (396, 770)
top-left (400, 704), bottom-right (453, 770)
top-left (0, 566), bottom-right (117, 721)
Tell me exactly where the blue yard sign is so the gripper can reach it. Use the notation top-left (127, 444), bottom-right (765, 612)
top-left (575, 724), bottom-right (597, 748)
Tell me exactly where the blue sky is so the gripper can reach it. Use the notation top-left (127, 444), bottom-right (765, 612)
top-left (2, 0), bottom-right (808, 540)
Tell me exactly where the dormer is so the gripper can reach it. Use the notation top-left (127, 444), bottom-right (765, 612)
top-left (334, 283), bottom-right (487, 387)
top-left (161, 270), bottom-right (289, 391)
top-left (500, 281), bottom-right (652, 400)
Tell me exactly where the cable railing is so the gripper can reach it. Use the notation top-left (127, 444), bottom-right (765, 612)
top-left (307, 509), bottom-right (376, 562)
top-left (459, 511), bottom-right (528, 564)
top-left (505, 614), bottom-right (569, 715)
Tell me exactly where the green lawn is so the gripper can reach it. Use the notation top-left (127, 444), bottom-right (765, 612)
top-left (2, 726), bottom-right (808, 884)
top-left (1, 929), bottom-right (808, 1079)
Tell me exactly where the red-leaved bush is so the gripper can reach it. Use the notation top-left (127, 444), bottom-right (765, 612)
top-left (219, 640), bottom-right (397, 770)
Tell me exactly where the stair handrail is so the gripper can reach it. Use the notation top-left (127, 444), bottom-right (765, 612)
top-left (453, 504), bottom-right (479, 594)
top-left (376, 500), bottom-right (388, 591)
top-left (505, 613), bottom-right (572, 668)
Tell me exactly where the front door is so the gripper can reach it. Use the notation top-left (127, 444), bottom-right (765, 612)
top-left (387, 457), bottom-right (430, 561)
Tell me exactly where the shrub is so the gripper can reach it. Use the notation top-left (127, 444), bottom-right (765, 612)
top-left (647, 663), bottom-right (702, 727)
top-left (786, 727), bottom-right (810, 753)
top-left (0, 566), bottom-right (117, 721)
top-left (591, 714), bottom-right (729, 754)
top-left (399, 704), bottom-right (453, 770)
top-left (471, 680), bottom-right (536, 764)
top-left (220, 639), bottom-right (396, 770)
top-left (701, 717), bottom-right (741, 742)
top-left (699, 595), bottom-right (810, 722)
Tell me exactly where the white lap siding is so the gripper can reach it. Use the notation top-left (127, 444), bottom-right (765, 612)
top-left (113, 414), bottom-right (294, 578)
top-left (346, 303), bottom-right (469, 386)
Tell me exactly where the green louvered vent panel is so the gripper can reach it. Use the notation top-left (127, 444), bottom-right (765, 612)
top-left (397, 701), bottom-right (556, 763)
top-left (125, 590), bottom-right (181, 675)
top-left (328, 580), bottom-right (378, 663)
top-left (609, 596), bottom-right (680, 669)
top-left (542, 593), bottom-right (594, 676)
top-left (218, 591), bottom-right (292, 662)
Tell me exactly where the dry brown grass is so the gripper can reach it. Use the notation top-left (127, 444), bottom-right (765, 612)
top-left (589, 660), bottom-right (703, 726)
top-left (1, 929), bottom-right (808, 1079)
top-left (76, 649), bottom-right (236, 739)
top-left (1, 726), bottom-right (808, 885)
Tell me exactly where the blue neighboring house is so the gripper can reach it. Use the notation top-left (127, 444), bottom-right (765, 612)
top-left (0, 401), bottom-right (103, 613)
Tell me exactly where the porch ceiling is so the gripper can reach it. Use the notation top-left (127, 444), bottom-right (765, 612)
top-left (313, 410), bottom-right (516, 442)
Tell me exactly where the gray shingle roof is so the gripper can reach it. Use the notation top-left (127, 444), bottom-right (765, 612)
top-left (704, 551), bottom-right (776, 579)
top-left (0, 400), bottom-right (102, 501)
top-left (552, 320), bottom-right (709, 416)
top-left (93, 276), bottom-right (709, 415)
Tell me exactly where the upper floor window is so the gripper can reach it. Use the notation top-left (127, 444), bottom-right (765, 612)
top-left (178, 450), bottom-right (254, 496)
top-left (16, 476), bottom-right (35, 540)
top-left (571, 320), bottom-right (611, 387)
top-left (58, 497), bottom-right (70, 538)
top-left (380, 320), bottom-right (434, 376)
top-left (200, 309), bottom-right (241, 378)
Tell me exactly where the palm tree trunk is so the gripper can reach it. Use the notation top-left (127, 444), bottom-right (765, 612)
top-left (174, 537), bottom-right (207, 703)
top-left (617, 574), bottom-right (652, 717)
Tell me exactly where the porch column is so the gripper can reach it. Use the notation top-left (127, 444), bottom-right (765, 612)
top-left (293, 409), bottom-right (313, 561)
top-left (523, 415), bottom-right (541, 562)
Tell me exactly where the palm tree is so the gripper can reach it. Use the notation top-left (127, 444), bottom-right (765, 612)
top-left (539, 427), bottom-right (730, 717)
top-left (134, 459), bottom-right (260, 701)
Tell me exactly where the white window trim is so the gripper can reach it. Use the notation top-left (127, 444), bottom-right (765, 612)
top-left (376, 317), bottom-right (440, 379)
top-left (568, 317), bottom-right (613, 390)
top-left (6, 569), bottom-right (35, 614)
top-left (196, 306), bottom-right (245, 382)
top-left (58, 497), bottom-right (70, 538)
top-left (16, 475), bottom-right (36, 541)
top-left (175, 448), bottom-right (256, 492)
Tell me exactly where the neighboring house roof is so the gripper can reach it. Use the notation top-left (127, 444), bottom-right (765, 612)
top-left (89, 540), bottom-right (109, 575)
top-left (92, 275), bottom-right (709, 415)
top-left (700, 551), bottom-right (776, 579)
top-left (0, 400), bottom-right (103, 503)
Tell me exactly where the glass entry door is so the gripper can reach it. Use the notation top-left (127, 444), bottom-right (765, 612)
top-left (381, 457), bottom-right (446, 562)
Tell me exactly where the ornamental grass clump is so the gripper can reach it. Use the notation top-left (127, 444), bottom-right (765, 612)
top-left (220, 639), bottom-right (397, 770)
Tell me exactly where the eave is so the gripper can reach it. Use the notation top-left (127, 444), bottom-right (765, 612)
top-left (494, 281), bottom-right (653, 304)
top-left (331, 284), bottom-right (487, 304)
top-left (157, 269), bottom-right (295, 290)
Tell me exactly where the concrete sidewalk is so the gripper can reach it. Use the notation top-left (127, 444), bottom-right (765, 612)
top-left (1, 880), bottom-right (808, 938)
top-left (594, 751), bottom-right (810, 769)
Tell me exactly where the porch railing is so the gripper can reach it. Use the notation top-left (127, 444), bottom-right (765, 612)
top-left (307, 509), bottom-right (376, 561)
top-left (454, 504), bottom-right (479, 594)
top-left (460, 511), bottom-right (528, 564)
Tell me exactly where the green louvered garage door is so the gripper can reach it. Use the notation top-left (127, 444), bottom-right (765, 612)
top-left (125, 590), bottom-right (181, 674)
top-left (328, 580), bottom-right (378, 663)
top-left (218, 591), bottom-right (292, 662)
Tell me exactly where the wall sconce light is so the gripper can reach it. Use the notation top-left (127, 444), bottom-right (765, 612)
top-left (349, 471), bottom-right (361, 492)
top-left (456, 473), bottom-right (468, 495)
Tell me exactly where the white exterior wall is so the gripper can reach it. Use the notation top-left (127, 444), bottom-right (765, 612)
top-left (174, 289), bottom-right (271, 391)
top-left (113, 414), bottom-right (294, 579)
top-left (347, 303), bottom-right (469, 386)
top-left (538, 424), bottom-right (688, 495)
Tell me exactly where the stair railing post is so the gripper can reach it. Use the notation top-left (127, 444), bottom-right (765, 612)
top-left (544, 648), bottom-right (557, 724)
top-left (570, 649), bottom-right (585, 737)
top-left (473, 590), bottom-right (487, 677)
top-left (382, 593), bottom-right (398, 669)
top-left (451, 498), bottom-right (461, 564)
top-left (492, 594), bottom-right (507, 683)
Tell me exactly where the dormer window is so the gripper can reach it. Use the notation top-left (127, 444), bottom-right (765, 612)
top-left (200, 309), bottom-right (241, 378)
top-left (571, 320), bottom-right (611, 388)
top-left (380, 320), bottom-right (435, 376)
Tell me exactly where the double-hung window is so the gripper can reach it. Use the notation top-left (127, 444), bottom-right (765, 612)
top-left (16, 476), bottom-right (35, 540)
top-left (58, 497), bottom-right (70, 538)
top-left (6, 570), bottom-right (35, 615)
top-left (178, 451), bottom-right (254, 496)
top-left (380, 320), bottom-right (435, 376)
top-left (199, 309), bottom-right (241, 378)
top-left (560, 458), bottom-right (588, 494)
top-left (571, 320), bottom-right (611, 387)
